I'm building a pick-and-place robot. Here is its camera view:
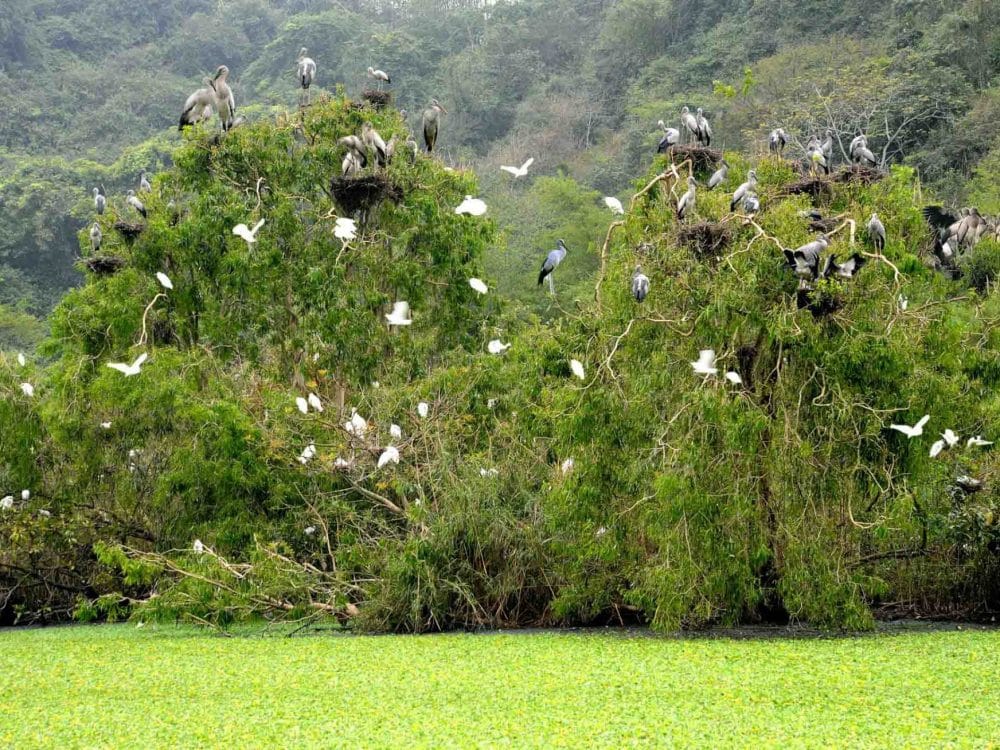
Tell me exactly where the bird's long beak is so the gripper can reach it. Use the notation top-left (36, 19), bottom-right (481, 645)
top-left (438, 103), bottom-right (448, 114)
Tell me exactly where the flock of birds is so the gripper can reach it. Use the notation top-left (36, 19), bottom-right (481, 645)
top-left (7, 57), bottom-right (996, 525)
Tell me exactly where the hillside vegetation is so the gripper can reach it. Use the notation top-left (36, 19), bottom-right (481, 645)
top-left (2, 0), bottom-right (1000, 339)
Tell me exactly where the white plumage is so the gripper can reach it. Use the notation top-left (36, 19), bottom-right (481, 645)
top-left (488, 339), bottom-right (511, 355)
top-left (469, 278), bottom-right (489, 295)
top-left (377, 445), bottom-right (400, 469)
top-left (334, 217), bottom-right (357, 241)
top-left (691, 350), bottom-right (718, 376)
top-left (20, 382), bottom-right (34, 397)
top-left (889, 415), bottom-right (930, 438)
top-left (455, 196), bottom-right (487, 216)
top-left (417, 401), bottom-right (429, 418)
top-left (501, 158), bottom-right (534, 178)
top-left (156, 272), bottom-right (173, 290)
top-left (233, 219), bottom-right (266, 245)
top-left (385, 301), bottom-right (413, 326)
top-left (106, 353), bottom-right (148, 377)
top-left (570, 359), bottom-right (585, 380)
top-left (604, 197), bottom-right (625, 215)
top-left (307, 393), bottom-right (323, 412)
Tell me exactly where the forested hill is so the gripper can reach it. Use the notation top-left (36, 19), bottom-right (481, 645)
top-left (1, 0), bottom-right (999, 346)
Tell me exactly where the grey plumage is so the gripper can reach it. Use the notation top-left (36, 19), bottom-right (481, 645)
top-left (695, 108), bottom-right (712, 147)
top-left (89, 222), bottom-right (102, 252)
top-left (211, 65), bottom-right (236, 131)
top-left (707, 160), bottom-right (729, 190)
top-left (362, 121), bottom-right (387, 167)
top-left (297, 48), bottom-right (317, 89)
top-left (126, 189), bottom-right (147, 219)
top-left (677, 176), bottom-right (697, 220)
top-left (730, 170), bottom-right (757, 211)
top-left (867, 213), bottom-right (886, 251)
top-left (783, 235), bottom-right (830, 279)
top-left (338, 135), bottom-right (368, 169)
top-left (742, 192), bottom-right (760, 214)
top-left (631, 265), bottom-right (650, 303)
top-left (139, 170), bottom-right (152, 193)
top-left (656, 120), bottom-right (680, 153)
top-left (422, 99), bottom-right (447, 153)
top-left (768, 128), bottom-right (787, 155)
top-left (680, 106), bottom-right (700, 145)
top-left (179, 76), bottom-right (216, 131)
top-left (93, 187), bottom-right (106, 215)
top-left (538, 239), bottom-right (568, 286)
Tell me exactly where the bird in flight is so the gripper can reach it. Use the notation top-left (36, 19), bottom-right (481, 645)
top-left (107, 352), bottom-right (148, 377)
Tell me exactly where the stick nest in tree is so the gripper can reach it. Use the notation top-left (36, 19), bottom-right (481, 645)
top-left (783, 166), bottom-right (883, 199)
top-left (84, 255), bottom-right (127, 276)
top-left (357, 90), bottom-right (393, 110)
top-left (113, 221), bottom-right (144, 242)
top-left (330, 175), bottom-right (403, 215)
top-left (797, 286), bottom-right (843, 317)
top-left (678, 221), bottom-right (733, 257)
top-left (665, 145), bottom-right (723, 175)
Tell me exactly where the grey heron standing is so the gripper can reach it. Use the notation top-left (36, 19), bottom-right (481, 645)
top-left (867, 213), bottom-right (886, 251)
top-left (211, 65), bottom-right (236, 131)
top-left (677, 176), bottom-right (697, 220)
top-left (730, 170), bottom-right (757, 211)
top-left (631, 265), bottom-right (650, 302)
top-left (422, 99), bottom-right (447, 153)
top-left (696, 108), bottom-right (712, 147)
top-left (126, 189), bottom-right (147, 219)
top-left (537, 239), bottom-right (568, 294)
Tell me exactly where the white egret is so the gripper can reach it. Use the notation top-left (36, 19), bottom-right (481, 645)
top-left (967, 436), bottom-right (993, 448)
top-left (0, 496), bottom-right (13, 510)
top-left (101, 421), bottom-right (112, 429)
top-left (233, 218), bottom-right (265, 245)
top-left (20, 490), bottom-right (29, 501)
top-left (930, 440), bottom-right (945, 458)
top-left (298, 444), bottom-right (317, 465)
top-left (561, 457), bottom-right (575, 474)
top-left (334, 457), bottom-right (353, 469)
top-left (725, 371), bottom-right (743, 385)
top-left (345, 409), bottom-right (368, 437)
top-left (17, 352), bottom-right (25, 367)
top-left (898, 294), bottom-right (909, 312)
top-left (334, 217), bottom-right (357, 242)
top-left (390, 424), bottom-right (402, 440)
top-left (305, 526), bottom-right (316, 536)
top-left (193, 539), bottom-right (205, 554)
top-left (570, 359), bottom-right (585, 380)
top-left (20, 382), bottom-right (34, 397)
top-left (385, 301), bottom-right (413, 326)
top-left (604, 197), bottom-right (625, 215)
top-left (295, 396), bottom-right (309, 415)
top-left (377, 445), bottom-right (400, 469)
top-left (455, 196), bottom-right (487, 216)
top-left (691, 350), bottom-right (718, 376)
top-left (480, 467), bottom-right (499, 478)
top-left (501, 158), bottom-right (534, 178)
top-left (942, 429), bottom-right (960, 448)
top-left (890, 415), bottom-right (931, 438)
top-left (307, 393), bottom-right (323, 412)
top-left (488, 339), bottom-right (511, 355)
top-left (417, 402), bottom-right (429, 418)
top-left (156, 272), bottom-right (173, 290)
top-left (469, 278), bottom-right (488, 295)
top-left (106, 352), bottom-right (148, 377)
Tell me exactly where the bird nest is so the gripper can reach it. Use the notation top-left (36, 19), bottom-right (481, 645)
top-left (664, 145), bottom-right (723, 175)
top-left (358, 90), bottom-right (393, 110)
top-left (797, 286), bottom-right (843, 318)
top-left (783, 166), bottom-right (883, 199)
top-left (329, 174), bottom-right (403, 215)
top-left (84, 255), bottom-right (127, 276)
top-left (113, 221), bottom-right (144, 242)
top-left (678, 221), bottom-right (733, 257)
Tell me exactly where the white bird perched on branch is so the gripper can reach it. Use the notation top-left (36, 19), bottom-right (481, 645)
top-left (469, 278), bottom-right (488, 295)
top-left (307, 393), bottom-right (323, 412)
top-left (345, 409), bottom-right (368, 437)
top-left (385, 301), bottom-right (412, 326)
top-left (298, 444), bottom-right (317, 465)
top-left (210, 65), bottom-right (236, 131)
top-left (656, 120), bottom-right (680, 153)
top-left (890, 414), bottom-right (930, 438)
top-left (334, 217), bottom-right (357, 242)
top-left (377, 445), bottom-right (400, 469)
top-left (193, 539), bottom-right (205, 554)
top-left (367, 66), bottom-right (391, 87)
top-left (93, 188), bottom-right (106, 215)
top-left (725, 371), bottom-right (743, 385)
top-left (297, 48), bottom-right (317, 89)
top-left (126, 190), bottom-right (147, 218)
top-left (233, 218), bottom-right (265, 245)
top-left (295, 396), bottom-right (308, 414)
top-left (631, 265), bottom-right (649, 302)
top-left (156, 272), bottom-right (173, 290)
top-left (501, 158), bottom-right (534, 178)
top-left (417, 401), bottom-right (429, 418)
top-left (695, 108), bottom-right (712, 146)
top-left (106, 352), bottom-right (148, 377)
top-left (455, 196), bottom-right (487, 216)
top-left (604, 196), bottom-right (625, 215)
top-left (691, 349), bottom-right (718, 376)
top-left (488, 339), bottom-right (511, 355)
top-left (570, 359), bottom-right (585, 380)
top-left (680, 106), bottom-right (700, 145)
